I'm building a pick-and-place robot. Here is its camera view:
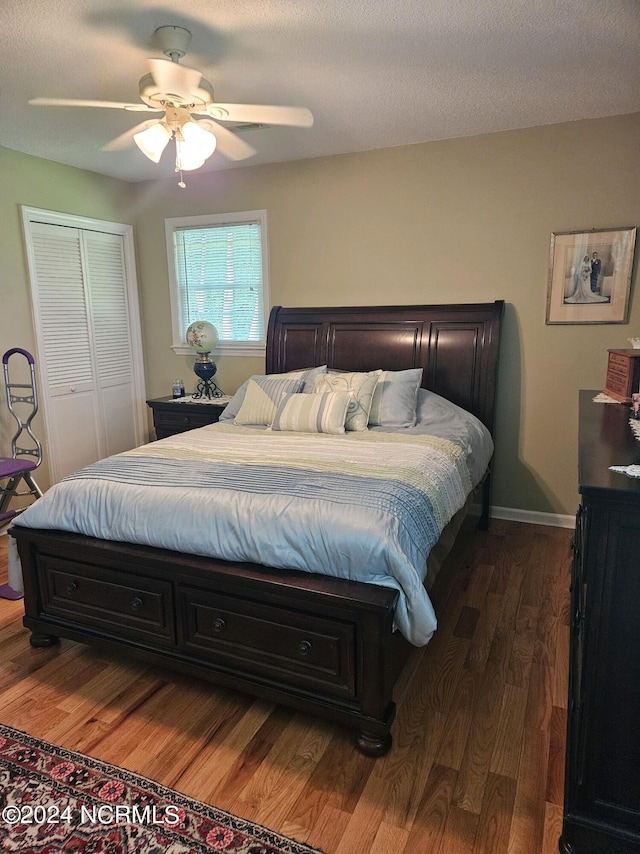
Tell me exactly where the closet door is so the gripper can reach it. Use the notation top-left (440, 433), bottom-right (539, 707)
top-left (22, 211), bottom-right (146, 484)
top-left (83, 230), bottom-right (138, 458)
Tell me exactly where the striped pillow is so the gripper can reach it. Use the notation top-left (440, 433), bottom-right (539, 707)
top-left (234, 377), bottom-right (301, 426)
top-left (271, 391), bottom-right (353, 434)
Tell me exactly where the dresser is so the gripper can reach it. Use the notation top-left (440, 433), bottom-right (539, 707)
top-left (561, 391), bottom-right (640, 853)
top-left (146, 396), bottom-right (229, 439)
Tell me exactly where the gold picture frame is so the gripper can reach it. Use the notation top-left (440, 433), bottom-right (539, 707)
top-left (546, 226), bottom-right (637, 324)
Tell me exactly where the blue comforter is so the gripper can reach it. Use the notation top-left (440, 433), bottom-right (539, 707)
top-left (12, 423), bottom-right (477, 645)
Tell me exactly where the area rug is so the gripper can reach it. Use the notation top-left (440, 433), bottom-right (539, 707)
top-left (0, 723), bottom-right (324, 853)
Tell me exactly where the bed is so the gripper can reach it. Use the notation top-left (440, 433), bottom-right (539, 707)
top-left (10, 301), bottom-right (503, 756)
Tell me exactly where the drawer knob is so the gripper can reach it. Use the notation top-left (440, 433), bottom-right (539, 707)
top-left (298, 640), bottom-right (312, 657)
top-left (213, 618), bottom-right (226, 633)
top-left (130, 596), bottom-right (143, 612)
top-left (66, 581), bottom-right (78, 595)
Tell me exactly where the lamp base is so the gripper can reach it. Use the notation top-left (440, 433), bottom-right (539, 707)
top-left (192, 354), bottom-right (224, 400)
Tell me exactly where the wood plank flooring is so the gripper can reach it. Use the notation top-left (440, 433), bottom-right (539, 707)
top-left (0, 520), bottom-right (572, 853)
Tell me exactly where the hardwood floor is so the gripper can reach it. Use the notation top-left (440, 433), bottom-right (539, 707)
top-left (0, 520), bottom-right (571, 853)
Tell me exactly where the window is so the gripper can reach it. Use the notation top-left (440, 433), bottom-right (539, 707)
top-left (166, 210), bottom-right (269, 356)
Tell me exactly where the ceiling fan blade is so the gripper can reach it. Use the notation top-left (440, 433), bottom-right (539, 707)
top-left (148, 58), bottom-right (203, 100)
top-left (101, 120), bottom-right (161, 152)
top-left (206, 103), bottom-right (314, 127)
top-left (29, 97), bottom-right (157, 112)
top-left (196, 119), bottom-right (256, 161)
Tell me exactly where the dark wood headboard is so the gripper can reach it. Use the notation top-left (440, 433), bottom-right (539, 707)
top-left (266, 301), bottom-right (504, 433)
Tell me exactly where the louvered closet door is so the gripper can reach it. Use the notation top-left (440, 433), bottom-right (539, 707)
top-left (28, 222), bottom-right (103, 481)
top-left (25, 219), bottom-right (144, 483)
top-left (82, 231), bottom-right (137, 458)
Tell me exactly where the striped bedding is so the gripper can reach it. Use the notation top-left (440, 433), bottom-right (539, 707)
top-left (11, 422), bottom-right (478, 646)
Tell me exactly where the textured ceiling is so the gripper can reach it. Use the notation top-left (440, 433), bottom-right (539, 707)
top-left (1, 0), bottom-right (639, 183)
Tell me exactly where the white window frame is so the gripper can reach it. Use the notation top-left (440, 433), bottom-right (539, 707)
top-left (165, 210), bottom-right (270, 357)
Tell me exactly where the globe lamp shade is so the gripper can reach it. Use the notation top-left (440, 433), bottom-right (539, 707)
top-left (186, 321), bottom-right (219, 354)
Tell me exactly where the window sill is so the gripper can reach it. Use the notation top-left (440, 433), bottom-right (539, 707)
top-left (172, 344), bottom-right (266, 358)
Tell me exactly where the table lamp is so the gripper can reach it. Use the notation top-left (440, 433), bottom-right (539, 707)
top-left (186, 320), bottom-right (223, 399)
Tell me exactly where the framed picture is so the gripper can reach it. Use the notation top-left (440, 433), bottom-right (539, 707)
top-left (546, 226), bottom-right (637, 324)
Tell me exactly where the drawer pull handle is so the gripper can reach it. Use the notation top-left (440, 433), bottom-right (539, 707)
top-left (213, 618), bottom-right (226, 633)
top-left (66, 581), bottom-right (78, 595)
top-left (298, 640), bottom-right (312, 656)
top-left (130, 597), bottom-right (143, 612)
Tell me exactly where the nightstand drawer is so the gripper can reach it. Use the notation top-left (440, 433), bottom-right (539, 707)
top-left (147, 397), bottom-right (227, 439)
top-left (177, 586), bottom-right (356, 699)
top-left (153, 409), bottom-right (217, 432)
top-left (36, 556), bottom-right (175, 646)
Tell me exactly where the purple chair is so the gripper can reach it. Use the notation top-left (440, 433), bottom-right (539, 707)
top-left (0, 348), bottom-right (43, 522)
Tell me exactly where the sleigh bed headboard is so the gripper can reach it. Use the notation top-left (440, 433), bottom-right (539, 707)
top-left (266, 301), bottom-right (504, 433)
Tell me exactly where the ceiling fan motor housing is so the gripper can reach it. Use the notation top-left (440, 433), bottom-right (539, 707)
top-left (138, 73), bottom-right (214, 110)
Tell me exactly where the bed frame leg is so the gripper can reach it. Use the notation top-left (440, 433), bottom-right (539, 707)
top-left (478, 471), bottom-right (492, 531)
top-left (29, 632), bottom-right (60, 649)
top-left (356, 729), bottom-right (392, 757)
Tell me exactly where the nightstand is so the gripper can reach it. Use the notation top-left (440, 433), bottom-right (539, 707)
top-left (146, 396), bottom-right (230, 439)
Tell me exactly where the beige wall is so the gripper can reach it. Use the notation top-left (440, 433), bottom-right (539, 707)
top-left (133, 112), bottom-right (640, 518)
top-left (2, 113), bottom-right (639, 515)
top-left (0, 146), bottom-right (136, 491)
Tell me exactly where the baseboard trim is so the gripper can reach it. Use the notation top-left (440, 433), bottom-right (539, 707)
top-left (490, 505), bottom-right (575, 529)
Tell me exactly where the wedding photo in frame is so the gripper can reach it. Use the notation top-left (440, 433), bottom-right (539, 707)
top-left (545, 226), bottom-right (637, 324)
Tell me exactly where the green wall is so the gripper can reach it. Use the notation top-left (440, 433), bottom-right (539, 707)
top-left (0, 147), bottom-right (136, 491)
top-left (2, 112), bottom-right (640, 516)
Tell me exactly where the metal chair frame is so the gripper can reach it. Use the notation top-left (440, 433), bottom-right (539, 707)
top-left (0, 348), bottom-right (43, 523)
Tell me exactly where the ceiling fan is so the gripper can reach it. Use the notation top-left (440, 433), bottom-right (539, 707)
top-left (29, 25), bottom-right (314, 185)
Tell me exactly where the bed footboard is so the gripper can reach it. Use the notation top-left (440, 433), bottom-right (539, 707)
top-left (13, 526), bottom-right (412, 757)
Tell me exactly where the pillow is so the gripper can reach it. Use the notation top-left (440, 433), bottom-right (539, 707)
top-left (271, 391), bottom-right (353, 434)
top-left (368, 368), bottom-right (423, 428)
top-left (313, 370), bottom-right (381, 431)
top-left (233, 376), bottom-right (301, 426)
top-left (219, 366), bottom-right (327, 422)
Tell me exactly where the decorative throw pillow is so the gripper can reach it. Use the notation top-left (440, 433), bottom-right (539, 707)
top-left (219, 366), bottom-right (327, 422)
top-left (271, 391), bottom-right (353, 434)
top-left (233, 376), bottom-right (301, 426)
top-left (313, 370), bottom-right (381, 431)
top-left (368, 368), bottom-right (424, 428)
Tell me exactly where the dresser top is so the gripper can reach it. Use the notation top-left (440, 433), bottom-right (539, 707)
top-left (579, 390), bottom-right (640, 498)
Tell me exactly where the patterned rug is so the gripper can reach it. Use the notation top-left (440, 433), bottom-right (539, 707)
top-left (0, 724), bottom-right (323, 853)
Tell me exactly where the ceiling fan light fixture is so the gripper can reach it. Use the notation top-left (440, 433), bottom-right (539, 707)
top-left (175, 121), bottom-right (217, 171)
top-left (133, 121), bottom-right (172, 162)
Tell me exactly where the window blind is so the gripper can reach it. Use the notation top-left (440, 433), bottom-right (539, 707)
top-left (173, 221), bottom-right (264, 344)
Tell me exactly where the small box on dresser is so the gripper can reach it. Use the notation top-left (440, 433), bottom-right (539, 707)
top-left (603, 349), bottom-right (640, 402)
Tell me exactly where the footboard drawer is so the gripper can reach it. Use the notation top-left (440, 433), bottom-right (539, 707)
top-left (36, 556), bottom-right (175, 646)
top-left (177, 586), bottom-right (356, 699)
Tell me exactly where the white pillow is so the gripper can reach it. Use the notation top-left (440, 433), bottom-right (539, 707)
top-left (313, 370), bottom-right (381, 431)
top-left (271, 391), bottom-right (353, 434)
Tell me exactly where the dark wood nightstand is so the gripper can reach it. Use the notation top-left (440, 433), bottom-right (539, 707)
top-left (146, 396), bottom-right (230, 439)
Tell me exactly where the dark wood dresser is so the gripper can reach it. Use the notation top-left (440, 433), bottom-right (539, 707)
top-left (561, 391), bottom-right (640, 853)
top-left (146, 396), bottom-right (229, 439)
